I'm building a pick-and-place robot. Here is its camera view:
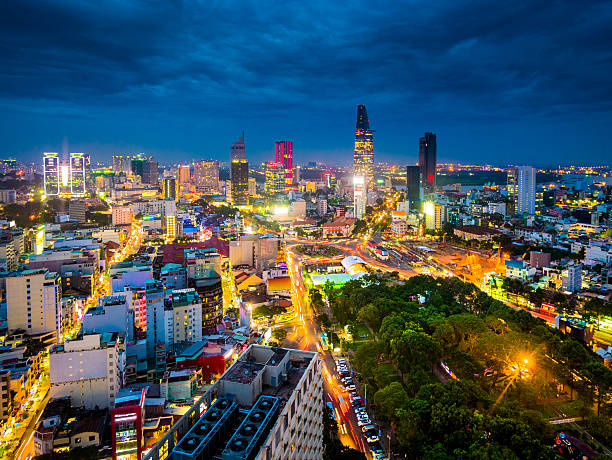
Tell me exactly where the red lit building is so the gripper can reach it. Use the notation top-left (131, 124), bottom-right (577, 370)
top-left (175, 338), bottom-right (241, 383)
top-left (111, 388), bottom-right (146, 460)
top-left (274, 140), bottom-right (293, 189)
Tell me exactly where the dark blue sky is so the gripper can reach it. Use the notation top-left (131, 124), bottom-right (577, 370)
top-left (1, 1), bottom-right (611, 166)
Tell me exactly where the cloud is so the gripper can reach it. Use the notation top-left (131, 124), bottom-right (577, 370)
top-left (0, 0), bottom-right (611, 163)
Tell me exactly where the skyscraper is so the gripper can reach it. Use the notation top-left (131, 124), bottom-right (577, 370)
top-left (406, 165), bottom-right (422, 206)
top-left (265, 162), bottom-right (285, 196)
top-left (43, 152), bottom-right (60, 196)
top-left (69, 152), bottom-right (86, 196)
top-left (193, 160), bottom-right (219, 194)
top-left (516, 165), bottom-right (536, 214)
top-left (230, 135), bottom-right (249, 206)
top-left (506, 167), bottom-right (518, 215)
top-left (141, 160), bottom-right (159, 185)
top-left (353, 105), bottom-right (374, 190)
top-left (419, 132), bottom-right (437, 194)
top-left (162, 177), bottom-right (178, 200)
top-left (178, 164), bottom-right (191, 185)
top-left (275, 141), bottom-right (293, 189)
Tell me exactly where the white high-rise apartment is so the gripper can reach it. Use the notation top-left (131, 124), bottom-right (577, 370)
top-left (6, 269), bottom-right (61, 339)
top-left (49, 332), bottom-right (123, 409)
top-left (516, 165), bottom-right (536, 215)
top-left (562, 263), bottom-right (582, 292)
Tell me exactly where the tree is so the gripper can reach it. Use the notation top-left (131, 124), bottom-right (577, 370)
top-left (271, 328), bottom-right (288, 343)
top-left (373, 382), bottom-right (409, 421)
top-left (357, 303), bottom-right (382, 339)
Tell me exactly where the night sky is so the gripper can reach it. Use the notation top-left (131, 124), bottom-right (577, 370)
top-left (1, 1), bottom-right (611, 166)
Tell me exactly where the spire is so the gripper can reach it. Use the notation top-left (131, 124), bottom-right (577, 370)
top-left (356, 104), bottom-right (370, 131)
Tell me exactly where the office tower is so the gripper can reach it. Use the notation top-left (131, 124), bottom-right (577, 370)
top-left (419, 132), bottom-right (437, 194)
top-left (178, 164), bottom-right (191, 185)
top-left (507, 167), bottom-right (518, 215)
top-left (353, 105), bottom-right (374, 190)
top-left (562, 263), bottom-right (582, 292)
top-left (6, 269), bottom-right (61, 338)
top-left (131, 156), bottom-right (146, 177)
top-left (230, 135), bottom-right (249, 206)
top-left (43, 152), bottom-right (60, 196)
top-left (141, 159), bottom-right (158, 185)
top-left (193, 160), bottom-right (219, 194)
top-left (145, 280), bottom-right (166, 359)
top-left (265, 162), bottom-right (285, 196)
top-left (516, 165), bottom-right (536, 214)
top-left (275, 140), bottom-right (293, 188)
top-left (113, 155), bottom-right (132, 173)
top-left (162, 177), bottom-right (178, 200)
top-left (230, 132), bottom-right (246, 160)
top-left (145, 345), bottom-right (322, 460)
top-left (353, 175), bottom-right (366, 219)
top-left (69, 152), bottom-right (86, 196)
top-left (406, 165), bottom-right (422, 207)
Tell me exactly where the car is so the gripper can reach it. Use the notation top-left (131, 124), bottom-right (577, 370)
top-left (336, 359), bottom-right (346, 366)
top-left (361, 424), bottom-right (376, 433)
top-left (351, 398), bottom-right (362, 407)
top-left (357, 417), bottom-right (371, 427)
top-left (346, 384), bottom-right (356, 391)
top-left (364, 430), bottom-right (379, 443)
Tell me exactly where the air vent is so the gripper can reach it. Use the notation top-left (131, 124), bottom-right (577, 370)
top-left (258, 400), bottom-right (273, 411)
top-left (182, 437), bottom-right (198, 452)
top-left (193, 423), bottom-right (211, 436)
top-left (240, 423), bottom-right (257, 436)
top-left (206, 409), bottom-right (220, 421)
top-left (249, 411), bottom-right (264, 423)
top-left (229, 438), bottom-right (248, 452)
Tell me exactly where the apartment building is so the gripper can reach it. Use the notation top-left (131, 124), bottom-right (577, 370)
top-left (143, 345), bottom-right (322, 460)
top-left (49, 332), bottom-right (124, 409)
top-left (6, 269), bottom-right (62, 338)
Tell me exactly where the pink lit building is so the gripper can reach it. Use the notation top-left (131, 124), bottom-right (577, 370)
top-left (274, 140), bottom-right (293, 188)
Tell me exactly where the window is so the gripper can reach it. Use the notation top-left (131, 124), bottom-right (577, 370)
top-left (74, 438), bottom-right (81, 444)
top-left (89, 435), bottom-right (95, 442)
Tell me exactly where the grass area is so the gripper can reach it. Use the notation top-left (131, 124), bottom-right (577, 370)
top-left (294, 244), bottom-right (341, 257)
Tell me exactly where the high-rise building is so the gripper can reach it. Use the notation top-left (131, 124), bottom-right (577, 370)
top-left (144, 345), bottom-right (322, 460)
top-left (230, 132), bottom-right (246, 160)
top-left (516, 165), bottom-right (536, 215)
top-left (353, 175), bottom-right (366, 219)
top-left (507, 167), bottom-right (518, 215)
top-left (406, 165), bottom-right (422, 207)
top-left (265, 162), bottom-right (285, 196)
top-left (275, 140), bottom-right (293, 188)
top-left (6, 268), bottom-right (61, 338)
top-left (141, 160), bottom-right (158, 185)
top-left (162, 177), bottom-right (178, 200)
top-left (69, 152), bottom-right (86, 196)
top-left (230, 135), bottom-right (249, 206)
top-left (419, 132), bottom-right (437, 194)
top-left (424, 202), bottom-right (446, 230)
top-left (178, 164), bottom-right (191, 185)
top-left (193, 160), bottom-right (219, 194)
top-left (43, 152), bottom-right (60, 196)
top-left (353, 105), bottom-right (374, 190)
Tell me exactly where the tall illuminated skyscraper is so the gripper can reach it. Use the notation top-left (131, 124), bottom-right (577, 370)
top-left (230, 135), bottom-right (249, 206)
top-left (265, 162), bottom-right (285, 196)
top-left (419, 132), bottom-right (437, 194)
top-left (43, 152), bottom-right (60, 196)
top-left (353, 105), bottom-right (374, 190)
top-left (507, 167), bottom-right (518, 215)
top-left (274, 141), bottom-right (293, 189)
top-left (406, 165), bottom-right (422, 209)
top-left (69, 152), bottom-right (86, 196)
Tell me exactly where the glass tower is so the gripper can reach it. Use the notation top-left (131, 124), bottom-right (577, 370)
top-left (69, 152), bottom-right (86, 196)
top-left (43, 152), bottom-right (60, 196)
top-left (353, 105), bottom-right (374, 190)
top-left (419, 132), bottom-right (437, 194)
top-left (274, 140), bottom-right (293, 189)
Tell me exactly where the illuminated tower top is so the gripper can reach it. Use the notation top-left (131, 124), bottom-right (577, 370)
top-left (356, 104), bottom-right (370, 130)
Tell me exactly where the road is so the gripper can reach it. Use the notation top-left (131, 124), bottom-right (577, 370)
top-left (6, 220), bottom-right (143, 460)
top-left (286, 247), bottom-right (375, 459)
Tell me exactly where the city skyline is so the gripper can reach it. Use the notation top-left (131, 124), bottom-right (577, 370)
top-left (1, 1), bottom-right (612, 166)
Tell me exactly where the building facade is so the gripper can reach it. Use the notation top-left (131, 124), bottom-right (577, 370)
top-left (265, 162), bottom-right (285, 196)
top-left (516, 165), bottom-right (536, 215)
top-left (419, 132), bottom-right (437, 194)
top-left (274, 140), bottom-right (293, 189)
top-left (353, 105), bottom-right (374, 191)
top-left (193, 160), bottom-right (219, 194)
